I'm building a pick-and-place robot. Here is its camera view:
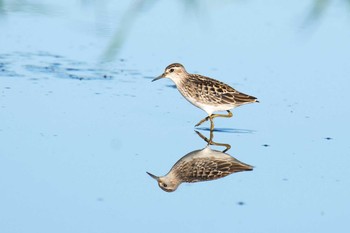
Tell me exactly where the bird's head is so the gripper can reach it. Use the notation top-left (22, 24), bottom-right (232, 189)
top-left (152, 63), bottom-right (187, 82)
top-left (146, 172), bottom-right (180, 192)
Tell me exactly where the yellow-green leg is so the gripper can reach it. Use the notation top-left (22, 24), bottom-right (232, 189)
top-left (195, 110), bottom-right (233, 128)
top-left (209, 117), bottom-right (214, 131)
top-left (211, 110), bottom-right (233, 120)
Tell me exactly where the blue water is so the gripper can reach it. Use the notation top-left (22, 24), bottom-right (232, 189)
top-left (1, 1), bottom-right (350, 233)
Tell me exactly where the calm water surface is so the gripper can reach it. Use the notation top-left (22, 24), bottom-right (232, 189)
top-left (1, 1), bottom-right (350, 233)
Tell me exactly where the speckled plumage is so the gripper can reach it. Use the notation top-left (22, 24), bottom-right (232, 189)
top-left (177, 73), bottom-right (258, 108)
top-left (147, 147), bottom-right (253, 192)
top-left (152, 63), bottom-right (259, 129)
top-left (172, 149), bottom-right (252, 182)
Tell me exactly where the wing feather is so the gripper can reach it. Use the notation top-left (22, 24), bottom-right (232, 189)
top-left (176, 158), bottom-right (253, 183)
top-left (182, 74), bottom-right (258, 106)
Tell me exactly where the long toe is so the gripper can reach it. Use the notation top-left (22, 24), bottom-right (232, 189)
top-left (195, 120), bottom-right (206, 127)
top-left (195, 116), bottom-right (210, 127)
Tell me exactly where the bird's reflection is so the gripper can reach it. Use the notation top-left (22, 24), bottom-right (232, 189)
top-left (147, 131), bottom-right (253, 192)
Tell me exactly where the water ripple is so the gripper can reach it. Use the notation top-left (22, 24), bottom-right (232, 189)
top-left (0, 52), bottom-right (141, 81)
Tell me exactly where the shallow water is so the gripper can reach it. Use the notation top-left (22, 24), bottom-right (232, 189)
top-left (1, 1), bottom-right (350, 233)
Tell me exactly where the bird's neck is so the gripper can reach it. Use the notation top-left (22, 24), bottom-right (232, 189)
top-left (170, 75), bottom-right (187, 87)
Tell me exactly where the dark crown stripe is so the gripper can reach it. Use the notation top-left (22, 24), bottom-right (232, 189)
top-left (166, 63), bottom-right (183, 70)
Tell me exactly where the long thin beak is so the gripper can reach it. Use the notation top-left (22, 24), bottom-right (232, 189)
top-left (146, 172), bottom-right (159, 180)
top-left (152, 73), bottom-right (165, 82)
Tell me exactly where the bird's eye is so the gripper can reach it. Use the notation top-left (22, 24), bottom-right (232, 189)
top-left (163, 183), bottom-right (168, 188)
top-left (169, 68), bottom-right (174, 73)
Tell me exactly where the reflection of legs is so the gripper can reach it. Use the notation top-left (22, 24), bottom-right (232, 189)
top-left (195, 130), bottom-right (231, 153)
top-left (195, 111), bottom-right (233, 129)
top-left (210, 139), bottom-right (231, 153)
top-left (196, 130), bottom-right (210, 143)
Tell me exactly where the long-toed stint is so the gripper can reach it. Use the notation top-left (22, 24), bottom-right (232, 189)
top-left (147, 146), bottom-right (253, 192)
top-left (153, 63), bottom-right (259, 130)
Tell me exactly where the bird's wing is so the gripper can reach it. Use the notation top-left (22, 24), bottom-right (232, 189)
top-left (178, 158), bottom-right (252, 183)
top-left (186, 75), bottom-right (258, 106)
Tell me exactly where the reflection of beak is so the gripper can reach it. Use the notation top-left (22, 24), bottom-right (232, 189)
top-left (146, 172), bottom-right (159, 180)
top-left (152, 73), bottom-right (165, 82)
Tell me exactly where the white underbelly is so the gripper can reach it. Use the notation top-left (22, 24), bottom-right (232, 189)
top-left (183, 95), bottom-right (234, 115)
